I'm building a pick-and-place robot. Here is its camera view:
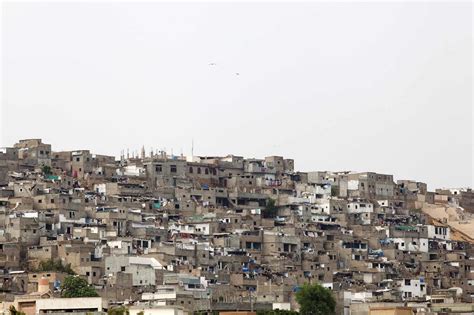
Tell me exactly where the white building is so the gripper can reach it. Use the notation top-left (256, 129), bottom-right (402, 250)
top-left (105, 256), bottom-right (163, 286)
top-left (392, 238), bottom-right (429, 253)
top-left (427, 225), bottom-right (450, 241)
top-left (397, 278), bottom-right (427, 299)
top-left (129, 305), bottom-right (189, 315)
top-left (35, 297), bottom-right (103, 313)
top-left (142, 287), bottom-right (177, 302)
top-left (117, 165), bottom-right (146, 177)
top-left (347, 201), bottom-right (373, 214)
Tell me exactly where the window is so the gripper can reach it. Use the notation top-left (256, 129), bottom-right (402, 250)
top-left (189, 167), bottom-right (193, 173)
top-left (76, 157), bottom-right (80, 162)
top-left (155, 165), bottom-right (162, 172)
top-left (205, 168), bottom-right (209, 175)
top-left (405, 279), bottom-right (411, 285)
top-left (170, 165), bottom-right (177, 173)
top-left (197, 168), bottom-right (201, 174)
top-left (121, 266), bottom-right (126, 272)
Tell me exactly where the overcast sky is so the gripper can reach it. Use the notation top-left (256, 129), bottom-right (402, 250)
top-left (1, 1), bottom-right (472, 189)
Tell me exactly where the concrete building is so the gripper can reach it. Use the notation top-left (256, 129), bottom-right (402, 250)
top-left (1, 138), bottom-right (473, 313)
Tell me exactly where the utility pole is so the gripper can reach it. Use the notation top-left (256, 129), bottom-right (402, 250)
top-left (269, 277), bottom-right (272, 303)
top-left (250, 288), bottom-right (254, 312)
top-left (209, 288), bottom-right (213, 315)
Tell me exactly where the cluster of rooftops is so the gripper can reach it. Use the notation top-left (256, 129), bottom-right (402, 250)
top-left (0, 139), bottom-right (474, 314)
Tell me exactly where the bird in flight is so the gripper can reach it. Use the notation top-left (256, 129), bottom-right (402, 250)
top-left (235, 72), bottom-right (240, 76)
top-left (209, 63), bottom-right (217, 66)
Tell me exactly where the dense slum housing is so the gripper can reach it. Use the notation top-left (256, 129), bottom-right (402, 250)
top-left (0, 139), bottom-right (474, 314)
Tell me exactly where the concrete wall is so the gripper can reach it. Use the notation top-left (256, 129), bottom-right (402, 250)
top-left (369, 307), bottom-right (413, 315)
top-left (129, 307), bottom-right (188, 315)
top-left (35, 297), bottom-right (103, 312)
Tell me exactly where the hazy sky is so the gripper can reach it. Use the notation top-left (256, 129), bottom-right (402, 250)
top-left (2, 1), bottom-right (472, 190)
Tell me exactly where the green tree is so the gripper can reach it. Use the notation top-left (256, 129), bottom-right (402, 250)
top-left (41, 165), bottom-right (52, 175)
top-left (61, 275), bottom-right (99, 298)
top-left (263, 198), bottom-right (278, 218)
top-left (295, 283), bottom-right (336, 315)
top-left (36, 259), bottom-right (75, 275)
top-left (108, 306), bottom-right (129, 315)
top-left (9, 306), bottom-right (26, 315)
